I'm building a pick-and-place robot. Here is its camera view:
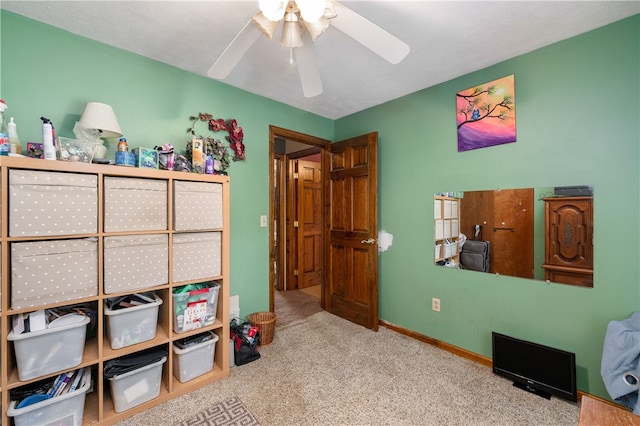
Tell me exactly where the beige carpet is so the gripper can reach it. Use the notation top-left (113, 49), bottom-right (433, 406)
top-left (273, 288), bottom-right (323, 327)
top-left (116, 311), bottom-right (580, 426)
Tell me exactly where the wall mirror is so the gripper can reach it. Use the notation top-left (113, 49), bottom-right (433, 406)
top-left (434, 186), bottom-right (594, 287)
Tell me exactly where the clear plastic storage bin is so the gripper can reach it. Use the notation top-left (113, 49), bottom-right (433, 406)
top-left (7, 315), bottom-right (90, 381)
top-left (172, 283), bottom-right (220, 333)
top-left (172, 332), bottom-right (219, 383)
top-left (7, 369), bottom-right (91, 426)
top-left (108, 356), bottom-right (166, 413)
top-left (104, 293), bottom-right (162, 349)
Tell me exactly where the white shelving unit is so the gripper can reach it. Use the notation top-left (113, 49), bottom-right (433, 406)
top-left (434, 195), bottom-right (460, 264)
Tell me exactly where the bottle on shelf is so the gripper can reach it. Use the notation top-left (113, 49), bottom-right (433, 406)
top-left (8, 117), bottom-right (22, 154)
top-left (0, 99), bottom-right (9, 156)
top-left (117, 137), bottom-right (128, 152)
top-left (41, 116), bottom-right (56, 160)
top-left (205, 156), bottom-right (215, 174)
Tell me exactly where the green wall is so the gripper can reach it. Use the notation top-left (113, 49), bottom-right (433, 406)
top-left (2, 9), bottom-right (639, 400)
top-left (0, 10), bottom-right (334, 320)
top-left (336, 15), bottom-right (639, 398)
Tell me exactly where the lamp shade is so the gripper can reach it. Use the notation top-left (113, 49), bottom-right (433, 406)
top-left (253, 12), bottom-right (280, 39)
top-left (281, 21), bottom-right (304, 47)
top-left (296, 0), bottom-right (325, 23)
top-left (303, 17), bottom-right (330, 41)
top-left (281, 9), bottom-right (304, 48)
top-left (78, 102), bottom-right (122, 139)
top-left (259, 0), bottom-right (287, 21)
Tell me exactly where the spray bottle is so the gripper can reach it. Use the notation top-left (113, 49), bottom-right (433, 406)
top-left (0, 100), bottom-right (9, 156)
top-left (8, 117), bottom-right (22, 154)
top-left (41, 117), bottom-right (56, 160)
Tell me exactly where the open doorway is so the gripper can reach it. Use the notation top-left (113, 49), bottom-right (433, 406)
top-left (269, 127), bottom-right (380, 330)
top-left (268, 126), bottom-right (330, 325)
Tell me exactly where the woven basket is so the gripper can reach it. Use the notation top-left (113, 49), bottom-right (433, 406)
top-left (248, 312), bottom-right (277, 345)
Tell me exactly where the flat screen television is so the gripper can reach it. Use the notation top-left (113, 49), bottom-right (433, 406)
top-left (492, 332), bottom-right (577, 402)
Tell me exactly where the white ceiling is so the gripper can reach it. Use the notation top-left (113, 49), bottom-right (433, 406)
top-left (2, 1), bottom-right (638, 120)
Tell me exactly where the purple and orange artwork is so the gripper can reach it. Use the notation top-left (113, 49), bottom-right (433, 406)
top-left (456, 74), bottom-right (516, 152)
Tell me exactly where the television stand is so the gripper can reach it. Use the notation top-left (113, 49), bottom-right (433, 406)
top-left (513, 381), bottom-right (551, 400)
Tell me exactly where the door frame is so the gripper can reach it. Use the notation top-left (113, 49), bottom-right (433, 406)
top-left (268, 126), bottom-right (330, 312)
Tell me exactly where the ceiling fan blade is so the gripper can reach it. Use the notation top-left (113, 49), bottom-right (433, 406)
top-left (294, 33), bottom-right (323, 98)
top-left (330, 2), bottom-right (410, 64)
top-left (207, 18), bottom-right (261, 79)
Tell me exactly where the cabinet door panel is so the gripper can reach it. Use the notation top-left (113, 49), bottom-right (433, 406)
top-left (547, 200), bottom-right (593, 268)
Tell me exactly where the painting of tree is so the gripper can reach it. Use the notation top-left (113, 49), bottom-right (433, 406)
top-left (456, 74), bottom-right (516, 152)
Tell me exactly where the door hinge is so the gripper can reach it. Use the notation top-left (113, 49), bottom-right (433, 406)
top-left (293, 172), bottom-right (299, 179)
top-left (293, 269), bottom-right (299, 276)
top-left (294, 221), bottom-right (299, 228)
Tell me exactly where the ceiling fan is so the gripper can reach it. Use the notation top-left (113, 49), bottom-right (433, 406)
top-left (207, 0), bottom-right (410, 98)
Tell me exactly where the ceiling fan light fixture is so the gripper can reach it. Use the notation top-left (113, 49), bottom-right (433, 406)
top-left (253, 12), bottom-right (280, 39)
top-left (281, 20), bottom-right (304, 48)
top-left (259, 0), bottom-right (288, 21)
top-left (295, 0), bottom-right (326, 23)
top-left (303, 17), bottom-right (330, 41)
top-left (323, 2), bottom-right (337, 19)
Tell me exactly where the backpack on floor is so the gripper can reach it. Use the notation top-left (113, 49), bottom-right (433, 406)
top-left (230, 319), bottom-right (261, 366)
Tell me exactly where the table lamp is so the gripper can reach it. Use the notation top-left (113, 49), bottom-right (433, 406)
top-left (77, 102), bottom-right (122, 159)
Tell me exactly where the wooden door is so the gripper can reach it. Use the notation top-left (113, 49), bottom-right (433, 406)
top-left (325, 133), bottom-right (379, 331)
top-left (297, 159), bottom-right (323, 288)
top-left (491, 188), bottom-right (534, 278)
top-left (459, 188), bottom-right (533, 278)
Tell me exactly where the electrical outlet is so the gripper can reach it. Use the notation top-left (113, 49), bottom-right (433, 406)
top-left (432, 297), bottom-right (441, 312)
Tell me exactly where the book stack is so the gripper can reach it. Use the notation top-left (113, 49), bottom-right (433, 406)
top-left (48, 367), bottom-right (91, 399)
top-left (11, 366), bottom-right (91, 410)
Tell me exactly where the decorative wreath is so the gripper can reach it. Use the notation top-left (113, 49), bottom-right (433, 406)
top-left (186, 112), bottom-right (246, 171)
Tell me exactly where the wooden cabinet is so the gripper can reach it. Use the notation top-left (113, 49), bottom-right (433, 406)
top-left (434, 195), bottom-right (460, 265)
top-left (0, 157), bottom-right (230, 424)
top-left (542, 196), bottom-right (593, 287)
top-left (578, 395), bottom-right (640, 426)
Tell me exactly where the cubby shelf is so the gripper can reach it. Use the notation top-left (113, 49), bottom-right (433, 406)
top-left (434, 195), bottom-right (460, 264)
top-left (0, 156), bottom-right (230, 425)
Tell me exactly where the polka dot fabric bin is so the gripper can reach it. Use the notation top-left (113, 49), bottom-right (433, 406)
top-left (173, 181), bottom-right (223, 231)
top-left (9, 170), bottom-right (98, 237)
top-left (104, 177), bottom-right (168, 232)
top-left (10, 238), bottom-right (98, 309)
top-left (104, 234), bottom-right (168, 294)
top-left (172, 232), bottom-right (221, 282)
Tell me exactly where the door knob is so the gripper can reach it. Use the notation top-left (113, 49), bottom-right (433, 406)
top-left (361, 238), bottom-right (376, 245)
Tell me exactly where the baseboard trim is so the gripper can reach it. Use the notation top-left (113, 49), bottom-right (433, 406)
top-left (379, 319), bottom-right (492, 368)
top-left (379, 319), bottom-right (593, 402)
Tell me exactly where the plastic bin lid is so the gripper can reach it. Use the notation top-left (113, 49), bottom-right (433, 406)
top-left (16, 394), bottom-right (50, 409)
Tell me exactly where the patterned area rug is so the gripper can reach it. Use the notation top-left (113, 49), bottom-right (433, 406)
top-left (176, 397), bottom-right (260, 426)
